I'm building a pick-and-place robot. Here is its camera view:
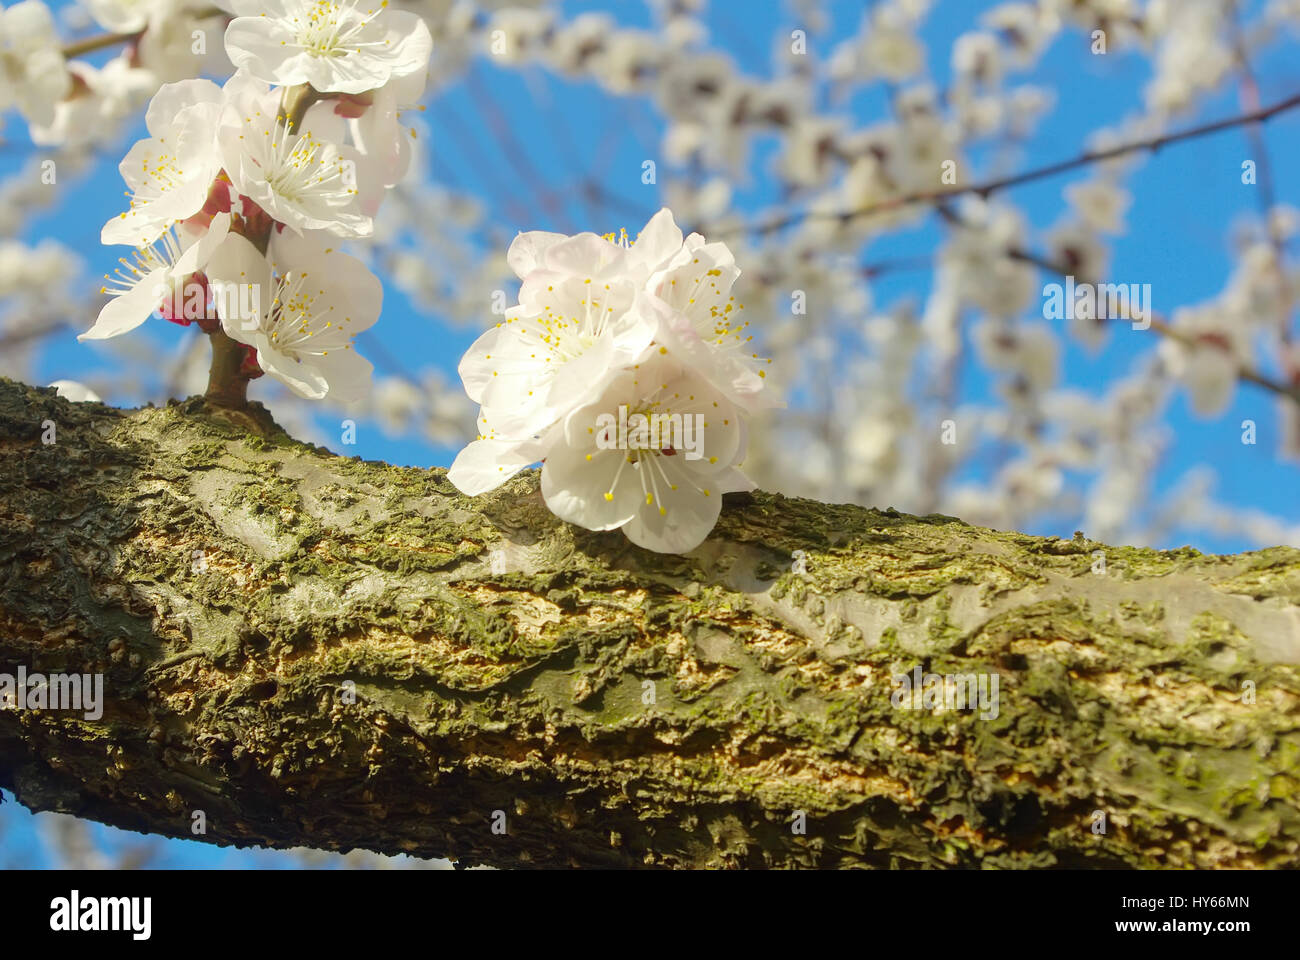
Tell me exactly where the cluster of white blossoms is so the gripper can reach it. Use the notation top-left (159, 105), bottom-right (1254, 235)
top-left (448, 208), bottom-right (779, 554)
top-left (78, 0), bottom-right (432, 402)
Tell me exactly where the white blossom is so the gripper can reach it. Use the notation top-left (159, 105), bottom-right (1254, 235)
top-left (539, 354), bottom-right (754, 553)
top-left (30, 55), bottom-right (158, 147)
top-left (224, 0), bottom-right (433, 96)
top-left (81, 213), bottom-right (231, 341)
top-left (217, 70), bottom-right (373, 237)
top-left (1065, 179), bottom-right (1131, 235)
top-left (641, 223), bottom-right (776, 413)
top-left (1158, 304), bottom-right (1246, 418)
top-left (206, 228), bottom-right (381, 401)
top-left (455, 225), bottom-right (662, 441)
top-left (101, 79), bottom-right (224, 248)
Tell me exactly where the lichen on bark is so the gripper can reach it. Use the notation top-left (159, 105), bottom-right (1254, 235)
top-left (0, 377), bottom-right (1296, 868)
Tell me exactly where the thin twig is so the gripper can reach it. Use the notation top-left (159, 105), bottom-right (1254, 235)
top-left (61, 31), bottom-right (139, 58)
top-left (728, 91), bottom-right (1300, 237)
top-left (980, 215), bottom-right (1300, 406)
top-left (59, 6), bottom-right (223, 59)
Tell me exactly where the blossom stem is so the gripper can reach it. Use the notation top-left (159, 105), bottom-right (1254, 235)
top-left (279, 84), bottom-right (324, 134)
top-left (205, 329), bottom-right (251, 408)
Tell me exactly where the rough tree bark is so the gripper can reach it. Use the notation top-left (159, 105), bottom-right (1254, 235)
top-left (0, 377), bottom-right (1296, 869)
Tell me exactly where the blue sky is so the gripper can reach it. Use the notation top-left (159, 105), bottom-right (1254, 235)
top-left (3, 0), bottom-right (1299, 865)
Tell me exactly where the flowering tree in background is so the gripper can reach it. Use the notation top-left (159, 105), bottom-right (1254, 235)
top-left (0, 0), bottom-right (1298, 869)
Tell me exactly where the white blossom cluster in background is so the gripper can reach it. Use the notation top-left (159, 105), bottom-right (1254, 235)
top-left (0, 0), bottom-right (1297, 555)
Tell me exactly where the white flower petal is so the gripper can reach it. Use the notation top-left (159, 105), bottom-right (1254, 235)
top-left (79, 266), bottom-right (168, 341)
top-left (541, 440), bottom-right (642, 531)
top-left (621, 466), bottom-right (724, 553)
top-left (507, 230), bottom-right (569, 278)
top-left (625, 207), bottom-right (684, 273)
top-left (449, 434), bottom-right (550, 496)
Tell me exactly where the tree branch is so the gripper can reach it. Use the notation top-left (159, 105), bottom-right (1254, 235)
top-left (959, 207), bottom-right (1300, 406)
top-left (60, 30), bottom-right (141, 59)
top-left (733, 91), bottom-right (1300, 237)
top-left (0, 378), bottom-right (1297, 868)
top-left (59, 6), bottom-right (225, 60)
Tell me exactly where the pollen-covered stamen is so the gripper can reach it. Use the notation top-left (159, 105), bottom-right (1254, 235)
top-left (285, 0), bottom-right (393, 59)
top-left (122, 144), bottom-right (188, 211)
top-left (504, 277), bottom-right (623, 371)
top-left (600, 227), bottom-right (632, 248)
top-left (669, 259), bottom-right (769, 370)
top-left (594, 391), bottom-right (693, 515)
top-left (263, 265), bottom-right (357, 362)
top-left (262, 127), bottom-right (358, 204)
top-left (637, 447), bottom-right (667, 513)
top-left (101, 230), bottom-right (185, 298)
top-left (624, 442), bottom-right (687, 517)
